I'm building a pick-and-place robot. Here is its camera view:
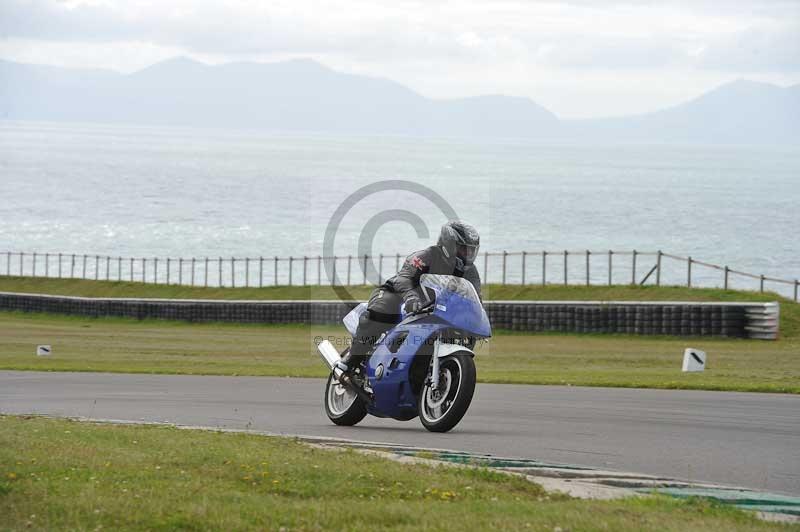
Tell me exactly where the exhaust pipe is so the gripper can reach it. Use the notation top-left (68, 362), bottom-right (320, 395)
top-left (316, 339), bottom-right (372, 404)
top-left (316, 339), bottom-right (341, 370)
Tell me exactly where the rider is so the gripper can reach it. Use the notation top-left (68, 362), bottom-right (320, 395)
top-left (336, 220), bottom-right (481, 375)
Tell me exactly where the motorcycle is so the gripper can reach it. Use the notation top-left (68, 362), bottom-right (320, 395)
top-left (316, 274), bottom-right (492, 432)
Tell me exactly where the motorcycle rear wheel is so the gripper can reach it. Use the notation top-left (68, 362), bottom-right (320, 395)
top-left (324, 373), bottom-right (368, 426)
top-left (419, 353), bottom-right (476, 433)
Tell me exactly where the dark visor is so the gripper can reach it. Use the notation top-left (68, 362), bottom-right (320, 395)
top-left (457, 244), bottom-right (479, 264)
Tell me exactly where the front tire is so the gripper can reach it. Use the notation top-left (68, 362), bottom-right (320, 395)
top-left (324, 373), bottom-right (367, 426)
top-left (419, 354), bottom-right (476, 433)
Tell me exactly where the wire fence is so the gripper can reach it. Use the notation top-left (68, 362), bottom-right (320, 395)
top-left (1, 250), bottom-right (798, 301)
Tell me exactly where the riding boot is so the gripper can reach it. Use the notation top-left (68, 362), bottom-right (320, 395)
top-left (339, 338), bottom-right (370, 373)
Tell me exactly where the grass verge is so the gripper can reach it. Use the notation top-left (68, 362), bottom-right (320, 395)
top-left (1, 277), bottom-right (798, 392)
top-left (0, 415), bottom-right (790, 531)
top-left (1, 276), bottom-right (797, 337)
top-left (0, 275), bottom-right (793, 302)
top-left (1, 312), bottom-right (798, 393)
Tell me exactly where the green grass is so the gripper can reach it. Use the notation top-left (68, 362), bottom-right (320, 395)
top-left (0, 276), bottom-right (798, 392)
top-left (0, 274), bottom-right (794, 302)
top-left (0, 275), bottom-right (370, 300)
top-left (0, 415), bottom-right (791, 531)
top-left (1, 311), bottom-right (798, 393)
top-left (2, 275), bottom-right (796, 334)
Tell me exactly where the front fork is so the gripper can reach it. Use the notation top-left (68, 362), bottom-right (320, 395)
top-left (428, 339), bottom-right (441, 392)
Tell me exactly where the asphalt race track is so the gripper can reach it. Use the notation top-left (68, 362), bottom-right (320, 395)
top-left (1, 371), bottom-right (798, 495)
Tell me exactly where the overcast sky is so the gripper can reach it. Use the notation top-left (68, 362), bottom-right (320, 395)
top-left (1, 0), bottom-right (798, 118)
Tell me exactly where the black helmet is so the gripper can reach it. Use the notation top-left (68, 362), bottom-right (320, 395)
top-left (438, 220), bottom-right (480, 265)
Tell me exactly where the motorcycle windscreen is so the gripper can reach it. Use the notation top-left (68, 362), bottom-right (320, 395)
top-left (420, 274), bottom-right (492, 337)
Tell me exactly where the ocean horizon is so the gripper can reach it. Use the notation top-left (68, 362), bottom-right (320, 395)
top-left (2, 120), bottom-right (798, 294)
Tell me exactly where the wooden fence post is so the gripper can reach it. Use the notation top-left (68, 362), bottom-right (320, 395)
top-left (362, 254), bottom-right (368, 285)
top-left (656, 250), bottom-right (662, 286)
top-left (219, 257), bottom-right (223, 287)
top-left (38, 248), bottom-right (800, 296)
top-left (542, 251), bottom-right (547, 286)
top-left (585, 250), bottom-right (590, 286)
top-left (273, 256), bottom-right (278, 286)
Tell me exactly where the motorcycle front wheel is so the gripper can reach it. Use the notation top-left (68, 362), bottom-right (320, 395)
top-left (419, 354), bottom-right (476, 433)
top-left (324, 373), bottom-right (368, 426)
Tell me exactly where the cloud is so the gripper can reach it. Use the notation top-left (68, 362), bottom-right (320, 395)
top-left (697, 25), bottom-right (800, 72)
top-left (1, 0), bottom-right (798, 118)
top-left (1, 0), bottom-right (797, 73)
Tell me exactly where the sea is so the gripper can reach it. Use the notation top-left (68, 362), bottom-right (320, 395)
top-left (1, 120), bottom-right (798, 295)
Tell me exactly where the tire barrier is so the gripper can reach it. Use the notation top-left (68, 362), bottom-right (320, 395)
top-left (0, 292), bottom-right (779, 339)
top-left (486, 301), bottom-right (779, 340)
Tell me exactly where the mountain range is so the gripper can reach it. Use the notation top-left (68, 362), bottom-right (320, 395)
top-left (1, 57), bottom-right (798, 144)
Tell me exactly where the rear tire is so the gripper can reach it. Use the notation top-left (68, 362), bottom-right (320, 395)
top-left (419, 354), bottom-right (476, 433)
top-left (324, 373), bottom-right (367, 426)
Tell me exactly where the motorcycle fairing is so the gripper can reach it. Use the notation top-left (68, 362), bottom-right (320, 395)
top-left (365, 320), bottom-right (448, 420)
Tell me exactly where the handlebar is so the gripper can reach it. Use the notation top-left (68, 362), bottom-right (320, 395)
top-left (410, 299), bottom-right (436, 316)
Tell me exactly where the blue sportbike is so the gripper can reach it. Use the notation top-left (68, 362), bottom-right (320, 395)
top-left (316, 274), bottom-right (492, 432)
